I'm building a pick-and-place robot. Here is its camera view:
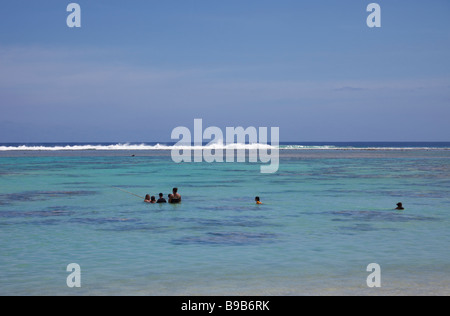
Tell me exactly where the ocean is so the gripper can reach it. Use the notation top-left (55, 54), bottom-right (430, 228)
top-left (0, 142), bottom-right (449, 295)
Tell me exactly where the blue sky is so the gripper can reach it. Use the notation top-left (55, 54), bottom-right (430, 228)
top-left (0, 0), bottom-right (449, 142)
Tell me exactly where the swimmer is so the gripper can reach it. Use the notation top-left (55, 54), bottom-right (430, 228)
top-left (150, 196), bottom-right (157, 204)
top-left (396, 202), bottom-right (405, 210)
top-left (170, 188), bottom-right (182, 204)
top-left (255, 196), bottom-right (262, 205)
top-left (157, 193), bottom-right (167, 204)
top-left (144, 194), bottom-right (152, 203)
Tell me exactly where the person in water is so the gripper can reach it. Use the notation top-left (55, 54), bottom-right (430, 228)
top-left (255, 196), bottom-right (262, 205)
top-left (396, 202), bottom-right (405, 210)
top-left (169, 188), bottom-right (182, 204)
top-left (150, 196), bottom-right (157, 204)
top-left (157, 193), bottom-right (167, 203)
top-left (144, 194), bottom-right (152, 203)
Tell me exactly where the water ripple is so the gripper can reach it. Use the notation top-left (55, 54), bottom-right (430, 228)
top-left (171, 232), bottom-right (278, 246)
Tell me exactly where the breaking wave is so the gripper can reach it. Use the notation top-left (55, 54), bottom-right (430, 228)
top-left (0, 143), bottom-right (448, 151)
top-left (0, 143), bottom-right (275, 151)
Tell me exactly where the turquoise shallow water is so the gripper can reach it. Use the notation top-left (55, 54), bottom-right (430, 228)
top-left (0, 149), bottom-right (449, 295)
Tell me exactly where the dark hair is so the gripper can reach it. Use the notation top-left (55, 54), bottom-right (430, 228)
top-left (255, 196), bottom-right (260, 201)
top-left (173, 188), bottom-right (178, 193)
top-left (151, 196), bottom-right (156, 201)
top-left (145, 194), bottom-right (151, 200)
top-left (159, 193), bottom-right (164, 197)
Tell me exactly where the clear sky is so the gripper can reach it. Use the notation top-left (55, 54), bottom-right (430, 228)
top-left (0, 0), bottom-right (449, 142)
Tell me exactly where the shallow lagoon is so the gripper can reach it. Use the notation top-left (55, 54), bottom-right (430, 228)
top-left (0, 148), bottom-right (449, 295)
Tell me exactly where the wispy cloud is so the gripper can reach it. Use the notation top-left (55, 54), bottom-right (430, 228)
top-left (1, 46), bottom-right (449, 108)
top-left (1, 45), bottom-right (449, 141)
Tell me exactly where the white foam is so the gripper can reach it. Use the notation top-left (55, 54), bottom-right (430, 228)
top-left (0, 143), bottom-right (277, 151)
top-left (0, 143), bottom-right (447, 151)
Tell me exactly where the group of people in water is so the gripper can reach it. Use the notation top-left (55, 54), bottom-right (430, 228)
top-left (145, 189), bottom-right (405, 210)
top-left (144, 189), bottom-right (263, 206)
top-left (145, 188), bottom-right (182, 204)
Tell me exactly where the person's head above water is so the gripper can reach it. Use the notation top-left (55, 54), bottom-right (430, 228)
top-left (170, 188), bottom-right (181, 203)
top-left (255, 196), bottom-right (262, 204)
top-left (396, 202), bottom-right (404, 210)
top-left (145, 194), bottom-right (151, 201)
